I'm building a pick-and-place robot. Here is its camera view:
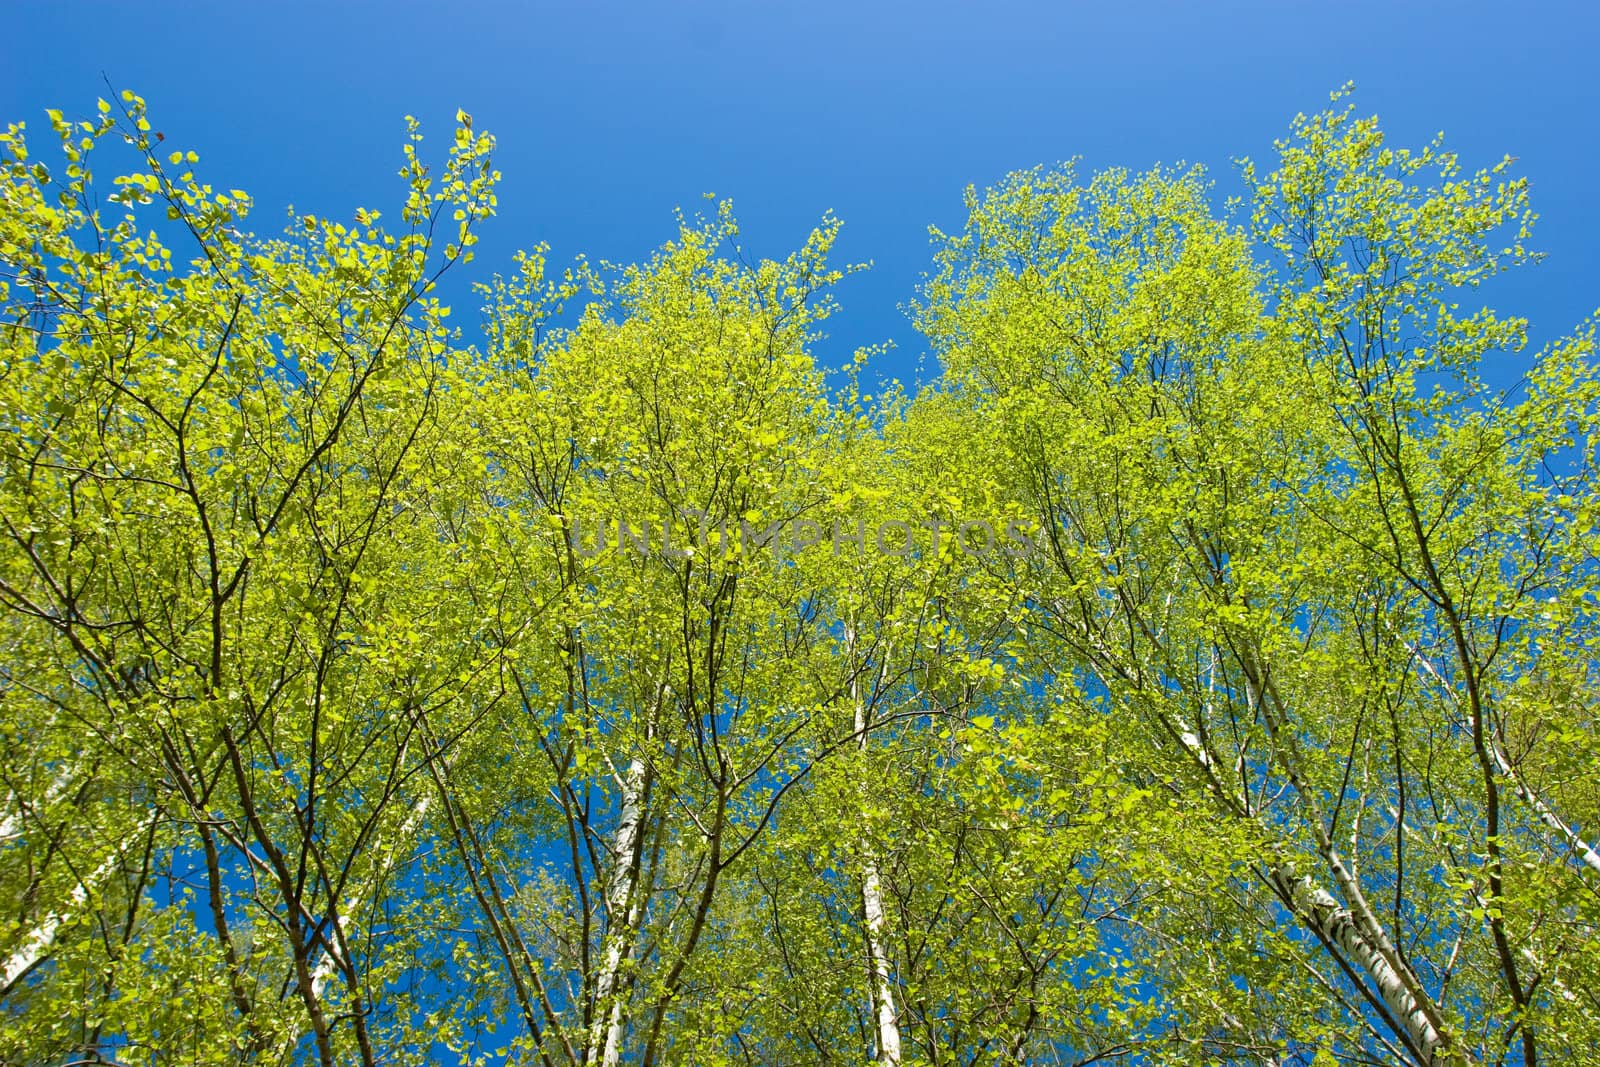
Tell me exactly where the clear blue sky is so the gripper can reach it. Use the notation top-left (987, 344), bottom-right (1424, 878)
top-left (5, 1), bottom-right (1596, 385)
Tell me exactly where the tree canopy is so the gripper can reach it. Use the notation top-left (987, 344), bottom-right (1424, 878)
top-left (2, 89), bottom-right (1597, 1067)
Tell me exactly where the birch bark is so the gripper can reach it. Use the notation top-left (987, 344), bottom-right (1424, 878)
top-left (1, 810), bottom-right (156, 995)
top-left (848, 625), bottom-right (901, 1066)
top-left (1268, 864), bottom-right (1446, 1064)
top-left (1490, 743), bottom-right (1600, 879)
top-left (589, 749), bottom-right (650, 1067)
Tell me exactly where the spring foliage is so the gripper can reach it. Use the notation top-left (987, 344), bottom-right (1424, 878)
top-left (1, 89), bottom-right (1598, 1066)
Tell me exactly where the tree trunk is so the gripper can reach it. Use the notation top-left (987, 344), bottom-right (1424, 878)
top-left (860, 859), bottom-right (902, 1067)
top-left (1, 811), bottom-right (155, 995)
top-left (849, 626), bottom-right (902, 1066)
top-left (1268, 863), bottom-right (1446, 1065)
top-left (310, 793), bottom-right (433, 996)
top-left (590, 752), bottom-right (649, 1067)
top-left (0, 768), bottom-right (75, 844)
top-left (1491, 743), bottom-right (1600, 879)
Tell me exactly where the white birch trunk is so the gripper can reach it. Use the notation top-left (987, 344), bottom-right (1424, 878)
top-left (261, 794), bottom-right (438, 1062)
top-left (310, 793), bottom-right (432, 996)
top-left (0, 768), bottom-right (75, 844)
top-left (1394, 625), bottom-right (1600, 879)
top-left (1268, 863), bottom-right (1443, 1063)
top-left (860, 857), bottom-right (902, 1067)
top-left (1386, 803), bottom-right (1581, 1008)
top-left (1242, 669), bottom-right (1454, 1058)
top-left (1490, 744), bottom-right (1600, 878)
top-left (1, 810), bottom-right (156, 995)
top-left (849, 626), bottom-right (902, 1067)
top-left (590, 753), bottom-right (647, 1067)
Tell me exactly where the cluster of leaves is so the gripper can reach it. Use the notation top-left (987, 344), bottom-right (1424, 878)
top-left (1, 87), bottom-right (1597, 1067)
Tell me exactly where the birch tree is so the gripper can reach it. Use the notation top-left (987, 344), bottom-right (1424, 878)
top-left (3, 86), bottom-right (1597, 1067)
top-left (411, 201), bottom-right (895, 1065)
top-left (914, 96), bottom-right (1600, 1065)
top-left (0, 93), bottom-right (504, 1063)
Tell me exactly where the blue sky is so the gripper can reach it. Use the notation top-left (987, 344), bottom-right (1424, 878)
top-left (5, 1), bottom-right (1596, 385)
